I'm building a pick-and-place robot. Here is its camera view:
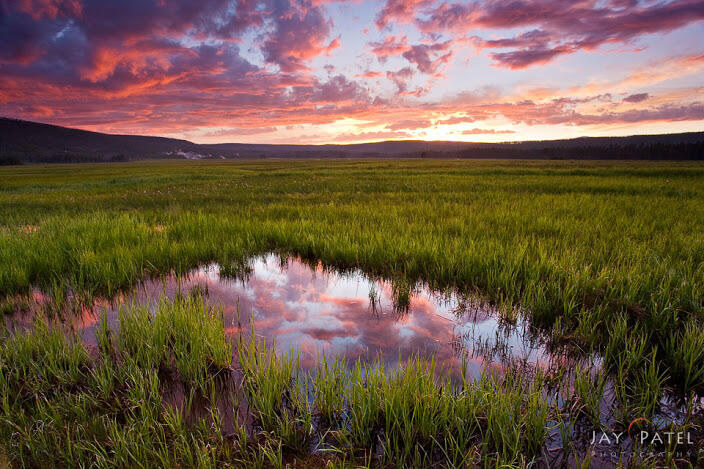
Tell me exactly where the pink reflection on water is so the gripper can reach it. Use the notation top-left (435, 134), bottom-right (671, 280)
top-left (10, 254), bottom-right (569, 377)
top-left (95, 255), bottom-right (557, 376)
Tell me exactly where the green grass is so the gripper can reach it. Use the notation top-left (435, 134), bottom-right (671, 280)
top-left (0, 294), bottom-right (552, 467)
top-left (1, 159), bottom-right (704, 466)
top-left (0, 295), bottom-right (238, 467)
top-left (118, 295), bottom-right (231, 390)
top-left (0, 293), bottom-right (702, 467)
top-left (2, 160), bottom-right (703, 389)
top-left (236, 329), bottom-right (551, 467)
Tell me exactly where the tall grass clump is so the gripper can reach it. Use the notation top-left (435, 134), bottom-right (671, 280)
top-left (665, 320), bottom-right (704, 397)
top-left (313, 352), bottom-right (347, 423)
top-left (0, 295), bottom-right (239, 467)
top-left (237, 335), bottom-right (552, 467)
top-left (237, 332), bottom-right (313, 452)
top-left (118, 295), bottom-right (232, 389)
top-left (0, 319), bottom-right (89, 401)
top-left (341, 359), bottom-right (385, 450)
top-left (570, 365), bottom-right (607, 427)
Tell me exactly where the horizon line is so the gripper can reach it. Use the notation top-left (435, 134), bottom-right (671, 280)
top-left (4, 116), bottom-right (703, 147)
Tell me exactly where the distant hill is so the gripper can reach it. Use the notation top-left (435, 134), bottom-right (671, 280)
top-left (1, 117), bottom-right (703, 164)
top-left (0, 118), bottom-right (204, 164)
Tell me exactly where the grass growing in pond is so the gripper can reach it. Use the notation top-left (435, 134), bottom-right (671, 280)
top-left (570, 365), bottom-right (607, 427)
top-left (118, 295), bottom-right (231, 390)
top-left (1, 293), bottom-right (703, 466)
top-left (1, 161), bottom-right (703, 363)
top-left (0, 296), bottom-right (237, 467)
top-left (0, 295), bottom-right (555, 467)
top-left (237, 331), bottom-right (551, 467)
top-left (312, 353), bottom-right (347, 423)
top-left (237, 331), bottom-right (313, 453)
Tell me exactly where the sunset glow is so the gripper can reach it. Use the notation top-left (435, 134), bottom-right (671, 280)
top-left (1, 0), bottom-right (703, 143)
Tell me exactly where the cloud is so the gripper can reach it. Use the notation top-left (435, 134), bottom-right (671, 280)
top-left (435, 115), bottom-right (478, 125)
top-left (0, 0), bottom-right (266, 88)
top-left (355, 70), bottom-right (384, 78)
top-left (475, 29), bottom-right (551, 49)
top-left (202, 127), bottom-right (278, 137)
top-left (0, 0), bottom-right (336, 82)
top-left (557, 102), bottom-right (704, 125)
top-left (369, 36), bottom-right (455, 75)
top-left (623, 92), bottom-right (649, 103)
top-left (375, 0), bottom-right (431, 28)
top-left (336, 129), bottom-right (412, 142)
top-left (412, 0), bottom-right (704, 68)
top-left (0, 0), bottom-right (378, 136)
top-left (489, 99), bottom-right (704, 126)
top-left (385, 119), bottom-right (433, 130)
top-left (14, 0), bottom-right (83, 20)
top-left (262, 0), bottom-right (338, 72)
top-left (461, 128), bottom-right (516, 135)
top-left (489, 44), bottom-right (573, 69)
top-left (402, 41), bottom-right (453, 74)
top-left (369, 35), bottom-right (410, 59)
top-left (471, 30), bottom-right (573, 69)
top-left (1, 0), bottom-right (702, 141)
top-left (312, 74), bottom-right (369, 103)
top-left (386, 67), bottom-right (414, 93)
top-left (526, 53), bottom-right (704, 100)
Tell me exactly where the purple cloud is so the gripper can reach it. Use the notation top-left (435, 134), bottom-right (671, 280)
top-left (410, 0), bottom-right (704, 68)
top-left (623, 93), bottom-right (650, 103)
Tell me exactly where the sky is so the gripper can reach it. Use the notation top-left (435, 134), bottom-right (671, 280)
top-left (1, 0), bottom-right (703, 144)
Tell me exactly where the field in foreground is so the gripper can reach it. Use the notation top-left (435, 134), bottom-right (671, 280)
top-left (1, 159), bottom-right (704, 467)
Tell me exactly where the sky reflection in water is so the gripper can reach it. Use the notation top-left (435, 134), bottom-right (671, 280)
top-left (73, 254), bottom-right (560, 377)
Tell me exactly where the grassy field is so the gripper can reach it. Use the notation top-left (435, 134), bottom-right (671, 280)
top-left (1, 159), bottom-right (704, 467)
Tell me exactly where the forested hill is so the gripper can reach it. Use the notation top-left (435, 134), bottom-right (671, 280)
top-left (1, 117), bottom-right (702, 164)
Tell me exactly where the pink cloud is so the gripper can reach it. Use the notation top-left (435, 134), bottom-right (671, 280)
top-left (262, 1), bottom-right (338, 72)
top-left (335, 129), bottom-right (412, 142)
top-left (202, 127), bottom-right (278, 137)
top-left (355, 70), bottom-right (384, 78)
top-left (386, 66), bottom-right (414, 93)
top-left (1, 0), bottom-right (702, 140)
top-left (489, 99), bottom-right (704, 126)
top-left (385, 118), bottom-right (433, 130)
top-left (15, 0), bottom-right (83, 20)
top-left (489, 44), bottom-right (575, 69)
top-left (369, 36), bottom-right (455, 75)
top-left (375, 0), bottom-right (432, 28)
top-left (369, 35), bottom-right (410, 59)
top-left (461, 128), bottom-right (516, 135)
top-left (436, 114), bottom-right (479, 125)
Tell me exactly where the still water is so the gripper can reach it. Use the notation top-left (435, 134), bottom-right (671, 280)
top-left (34, 253), bottom-right (584, 378)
